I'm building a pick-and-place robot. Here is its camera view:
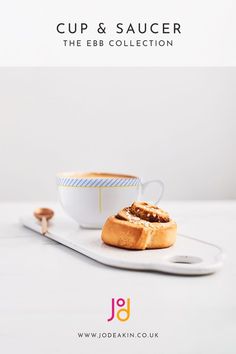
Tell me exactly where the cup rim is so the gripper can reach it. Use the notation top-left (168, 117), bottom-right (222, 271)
top-left (56, 171), bottom-right (139, 180)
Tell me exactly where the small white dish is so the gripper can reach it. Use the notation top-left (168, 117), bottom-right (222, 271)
top-left (21, 215), bottom-right (224, 276)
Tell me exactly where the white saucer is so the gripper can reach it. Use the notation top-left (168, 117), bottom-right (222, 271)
top-left (21, 215), bottom-right (224, 275)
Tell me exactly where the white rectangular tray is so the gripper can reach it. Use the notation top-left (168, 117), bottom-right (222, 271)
top-left (21, 215), bottom-right (224, 275)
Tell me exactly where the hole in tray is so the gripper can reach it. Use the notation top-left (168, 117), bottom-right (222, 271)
top-left (169, 255), bottom-right (202, 264)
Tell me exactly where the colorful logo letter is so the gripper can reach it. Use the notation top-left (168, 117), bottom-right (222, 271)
top-left (107, 298), bottom-right (130, 322)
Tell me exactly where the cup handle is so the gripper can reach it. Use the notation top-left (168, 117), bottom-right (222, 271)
top-left (140, 179), bottom-right (164, 205)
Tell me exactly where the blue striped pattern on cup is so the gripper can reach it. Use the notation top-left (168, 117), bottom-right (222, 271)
top-left (57, 176), bottom-right (140, 188)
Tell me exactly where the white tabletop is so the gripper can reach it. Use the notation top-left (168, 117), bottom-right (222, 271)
top-left (0, 201), bottom-right (235, 354)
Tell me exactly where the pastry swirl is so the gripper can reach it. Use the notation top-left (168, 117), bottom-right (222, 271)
top-left (117, 202), bottom-right (170, 223)
top-left (102, 202), bottom-right (177, 250)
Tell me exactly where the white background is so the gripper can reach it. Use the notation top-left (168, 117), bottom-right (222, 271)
top-left (0, 0), bottom-right (235, 66)
top-left (1, 201), bottom-right (235, 354)
top-left (0, 67), bottom-right (235, 201)
top-left (0, 3), bottom-right (235, 354)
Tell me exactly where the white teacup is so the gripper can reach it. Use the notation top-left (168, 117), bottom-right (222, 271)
top-left (57, 172), bottom-right (164, 229)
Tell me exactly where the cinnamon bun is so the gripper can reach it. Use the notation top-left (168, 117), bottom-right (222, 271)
top-left (101, 202), bottom-right (177, 250)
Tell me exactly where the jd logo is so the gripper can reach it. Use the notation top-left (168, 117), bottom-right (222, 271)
top-left (107, 297), bottom-right (130, 322)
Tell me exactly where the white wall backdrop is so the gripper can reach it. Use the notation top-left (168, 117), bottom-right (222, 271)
top-left (0, 67), bottom-right (235, 201)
